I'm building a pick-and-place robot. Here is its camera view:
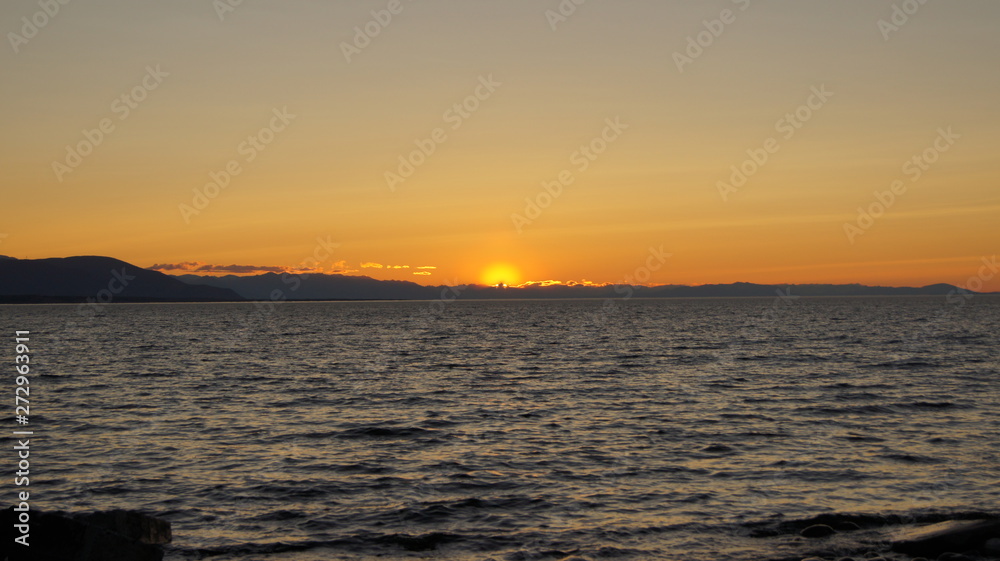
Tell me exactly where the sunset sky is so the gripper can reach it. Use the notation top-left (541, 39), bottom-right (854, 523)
top-left (2, 0), bottom-right (998, 290)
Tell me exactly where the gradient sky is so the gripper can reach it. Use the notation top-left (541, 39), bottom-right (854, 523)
top-left (2, 0), bottom-right (998, 290)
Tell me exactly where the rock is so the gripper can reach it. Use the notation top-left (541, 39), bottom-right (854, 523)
top-left (1, 507), bottom-right (171, 561)
top-left (838, 521), bottom-right (863, 532)
top-left (936, 554), bottom-right (974, 561)
top-left (890, 519), bottom-right (1000, 557)
top-left (801, 524), bottom-right (838, 538)
top-left (74, 510), bottom-right (172, 545)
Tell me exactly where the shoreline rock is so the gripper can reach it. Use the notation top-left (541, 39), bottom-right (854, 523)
top-left (800, 524), bottom-right (837, 538)
top-left (2, 508), bottom-right (171, 561)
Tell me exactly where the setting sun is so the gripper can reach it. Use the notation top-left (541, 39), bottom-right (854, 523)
top-left (480, 263), bottom-right (522, 287)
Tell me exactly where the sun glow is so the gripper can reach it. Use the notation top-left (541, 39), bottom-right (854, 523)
top-left (480, 263), bottom-right (521, 287)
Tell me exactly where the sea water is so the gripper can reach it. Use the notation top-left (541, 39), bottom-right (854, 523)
top-left (5, 296), bottom-right (999, 560)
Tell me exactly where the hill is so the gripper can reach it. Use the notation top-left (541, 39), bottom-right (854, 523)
top-left (0, 256), bottom-right (242, 303)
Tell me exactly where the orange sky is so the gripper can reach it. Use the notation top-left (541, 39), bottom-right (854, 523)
top-left (1, 1), bottom-right (998, 291)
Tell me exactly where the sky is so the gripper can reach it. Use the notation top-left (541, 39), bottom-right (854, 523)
top-left (1, 0), bottom-right (998, 290)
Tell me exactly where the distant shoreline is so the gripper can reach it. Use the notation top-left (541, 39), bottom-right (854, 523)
top-left (2, 293), bottom-right (997, 305)
top-left (3, 256), bottom-right (994, 303)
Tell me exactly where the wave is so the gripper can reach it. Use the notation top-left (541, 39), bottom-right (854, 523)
top-left (335, 425), bottom-right (440, 439)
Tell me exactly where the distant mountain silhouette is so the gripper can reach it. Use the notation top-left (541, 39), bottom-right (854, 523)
top-left (644, 282), bottom-right (972, 298)
top-left (0, 256), bottom-right (984, 303)
top-left (0, 256), bottom-right (242, 303)
top-left (177, 272), bottom-right (978, 301)
top-left (174, 272), bottom-right (442, 300)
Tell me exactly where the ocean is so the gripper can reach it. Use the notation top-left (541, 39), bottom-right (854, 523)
top-left (6, 296), bottom-right (1000, 560)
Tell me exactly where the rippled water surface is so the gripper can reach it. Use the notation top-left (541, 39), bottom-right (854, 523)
top-left (6, 297), bottom-right (1000, 560)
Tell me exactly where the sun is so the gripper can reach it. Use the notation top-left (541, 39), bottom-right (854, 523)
top-left (480, 263), bottom-right (521, 287)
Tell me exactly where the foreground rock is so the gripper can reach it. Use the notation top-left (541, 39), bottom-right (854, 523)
top-left (2, 508), bottom-right (171, 561)
top-left (800, 524), bottom-right (837, 538)
top-left (889, 519), bottom-right (1000, 557)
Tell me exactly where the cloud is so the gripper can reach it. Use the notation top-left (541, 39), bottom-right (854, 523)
top-left (329, 260), bottom-right (358, 274)
top-left (516, 279), bottom-right (564, 287)
top-left (150, 260), bottom-right (426, 277)
top-left (566, 279), bottom-right (606, 287)
top-left (515, 279), bottom-right (608, 288)
top-left (364, 262), bottom-right (430, 270)
top-left (413, 271), bottom-right (432, 276)
top-left (148, 262), bottom-right (282, 274)
top-left (148, 261), bottom-right (356, 276)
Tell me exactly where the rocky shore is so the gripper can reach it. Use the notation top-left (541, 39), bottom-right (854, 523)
top-left (2, 508), bottom-right (171, 561)
top-left (2, 508), bottom-right (996, 560)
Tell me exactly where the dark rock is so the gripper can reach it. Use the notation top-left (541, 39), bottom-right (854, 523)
top-left (801, 524), bottom-right (838, 538)
top-left (74, 510), bottom-right (172, 545)
top-left (1, 507), bottom-right (171, 561)
top-left (936, 554), bottom-right (974, 561)
top-left (890, 519), bottom-right (1000, 557)
top-left (838, 521), bottom-right (863, 532)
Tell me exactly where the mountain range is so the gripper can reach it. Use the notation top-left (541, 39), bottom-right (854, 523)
top-left (0, 256), bottom-right (240, 303)
top-left (0, 255), bottom-right (987, 303)
top-left (178, 272), bottom-right (976, 300)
